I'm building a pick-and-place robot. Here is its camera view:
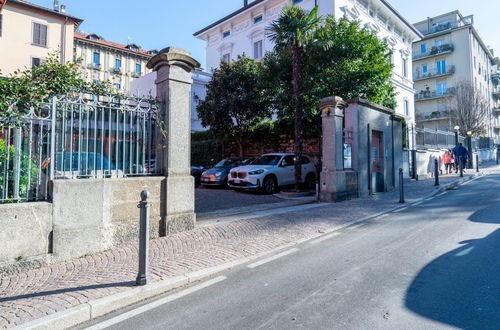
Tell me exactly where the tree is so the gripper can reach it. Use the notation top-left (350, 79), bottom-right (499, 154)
top-left (196, 56), bottom-right (271, 156)
top-left (448, 80), bottom-right (490, 136)
top-left (267, 5), bottom-right (321, 191)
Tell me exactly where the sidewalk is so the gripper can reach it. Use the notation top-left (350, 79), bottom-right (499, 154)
top-left (1, 164), bottom-right (498, 329)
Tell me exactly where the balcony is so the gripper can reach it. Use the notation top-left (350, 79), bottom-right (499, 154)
top-left (415, 87), bottom-right (456, 102)
top-left (413, 43), bottom-right (454, 61)
top-left (131, 72), bottom-right (142, 78)
top-left (111, 67), bottom-right (122, 75)
top-left (87, 63), bottom-right (101, 70)
top-left (491, 72), bottom-right (500, 83)
top-left (494, 107), bottom-right (500, 116)
top-left (420, 16), bottom-right (473, 36)
top-left (493, 87), bottom-right (500, 97)
top-left (414, 65), bottom-right (455, 81)
top-left (416, 110), bottom-right (451, 122)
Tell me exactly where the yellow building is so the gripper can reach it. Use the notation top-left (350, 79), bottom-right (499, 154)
top-left (73, 32), bottom-right (153, 93)
top-left (0, 0), bottom-right (82, 76)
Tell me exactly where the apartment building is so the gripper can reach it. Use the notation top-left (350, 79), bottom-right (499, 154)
top-left (412, 11), bottom-right (495, 135)
top-left (194, 0), bottom-right (422, 123)
top-left (0, 0), bottom-right (82, 76)
top-left (74, 33), bottom-right (153, 93)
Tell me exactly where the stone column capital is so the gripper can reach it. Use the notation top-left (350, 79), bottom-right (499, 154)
top-left (147, 47), bottom-right (201, 73)
top-left (320, 96), bottom-right (348, 118)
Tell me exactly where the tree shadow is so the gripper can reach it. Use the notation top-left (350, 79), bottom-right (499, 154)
top-left (405, 205), bottom-right (500, 329)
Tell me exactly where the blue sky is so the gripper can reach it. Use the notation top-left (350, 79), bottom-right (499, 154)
top-left (36, 0), bottom-right (500, 69)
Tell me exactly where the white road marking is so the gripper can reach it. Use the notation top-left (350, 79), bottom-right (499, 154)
top-left (393, 207), bottom-right (408, 213)
top-left (348, 223), bottom-right (365, 230)
top-left (247, 248), bottom-right (299, 268)
top-left (85, 276), bottom-right (227, 330)
top-left (436, 192), bottom-right (448, 197)
top-left (309, 232), bottom-right (341, 245)
top-left (412, 201), bottom-right (424, 206)
top-left (425, 197), bottom-right (434, 201)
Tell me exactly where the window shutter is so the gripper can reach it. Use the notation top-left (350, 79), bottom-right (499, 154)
top-left (40, 24), bottom-right (47, 46)
top-left (33, 23), bottom-right (40, 45)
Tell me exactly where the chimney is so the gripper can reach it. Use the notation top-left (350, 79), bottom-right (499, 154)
top-left (60, 4), bottom-right (66, 13)
top-left (53, 0), bottom-right (59, 12)
top-left (244, 0), bottom-right (248, 7)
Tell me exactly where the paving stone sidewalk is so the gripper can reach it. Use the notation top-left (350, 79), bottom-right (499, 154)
top-left (0, 165), bottom-right (498, 328)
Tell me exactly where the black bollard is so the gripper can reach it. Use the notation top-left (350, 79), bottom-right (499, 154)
top-left (459, 156), bottom-right (464, 178)
top-left (399, 168), bottom-right (405, 203)
top-left (136, 190), bottom-right (150, 286)
top-left (476, 154), bottom-right (479, 173)
top-left (434, 158), bottom-right (440, 186)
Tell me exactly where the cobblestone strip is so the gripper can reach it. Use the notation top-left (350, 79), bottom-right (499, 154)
top-left (0, 168), bottom-right (498, 328)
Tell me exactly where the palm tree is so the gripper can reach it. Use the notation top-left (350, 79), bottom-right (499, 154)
top-left (267, 5), bottom-right (321, 191)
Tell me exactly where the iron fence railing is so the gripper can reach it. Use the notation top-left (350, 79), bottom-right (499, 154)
top-left (409, 126), bottom-right (494, 151)
top-left (0, 93), bottom-right (158, 203)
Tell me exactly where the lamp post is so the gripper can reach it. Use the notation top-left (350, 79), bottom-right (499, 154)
top-left (454, 125), bottom-right (460, 146)
top-left (467, 131), bottom-right (473, 169)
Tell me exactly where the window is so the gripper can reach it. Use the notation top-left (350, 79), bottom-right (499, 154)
top-left (31, 57), bottom-right (41, 68)
top-left (421, 44), bottom-right (427, 54)
top-left (293, 0), bottom-right (304, 3)
top-left (93, 52), bottom-right (100, 68)
top-left (436, 59), bottom-right (446, 74)
top-left (254, 15), bottom-right (263, 24)
top-left (222, 53), bottom-right (230, 63)
top-left (135, 63), bottom-right (141, 75)
top-left (403, 99), bottom-right (409, 116)
top-left (282, 155), bottom-right (295, 166)
top-left (402, 57), bottom-right (408, 78)
top-left (114, 83), bottom-right (121, 90)
top-left (222, 31), bottom-right (231, 38)
top-left (435, 39), bottom-right (444, 47)
top-left (0, 14), bottom-right (3, 37)
top-left (115, 58), bottom-right (121, 70)
top-left (422, 64), bottom-right (428, 73)
top-left (344, 144), bottom-right (352, 169)
top-left (436, 81), bottom-right (448, 95)
top-left (300, 156), bottom-right (310, 164)
top-left (253, 40), bottom-right (263, 59)
top-left (32, 22), bottom-right (48, 47)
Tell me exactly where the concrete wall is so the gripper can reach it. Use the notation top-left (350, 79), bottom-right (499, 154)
top-left (0, 202), bottom-right (52, 272)
top-left (52, 177), bottom-right (164, 261)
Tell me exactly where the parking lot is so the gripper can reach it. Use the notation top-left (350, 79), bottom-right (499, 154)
top-left (195, 186), bottom-right (286, 215)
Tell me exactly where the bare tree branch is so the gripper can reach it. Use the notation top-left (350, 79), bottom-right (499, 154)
top-left (448, 80), bottom-right (489, 136)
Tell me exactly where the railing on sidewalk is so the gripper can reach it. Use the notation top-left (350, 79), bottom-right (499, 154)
top-left (1, 92), bottom-right (159, 204)
top-left (413, 127), bottom-right (465, 149)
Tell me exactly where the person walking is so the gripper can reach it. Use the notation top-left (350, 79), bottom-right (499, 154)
top-left (442, 150), bottom-right (454, 174)
top-left (452, 143), bottom-right (468, 173)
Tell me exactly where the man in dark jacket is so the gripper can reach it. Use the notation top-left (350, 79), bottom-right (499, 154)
top-left (452, 143), bottom-right (469, 173)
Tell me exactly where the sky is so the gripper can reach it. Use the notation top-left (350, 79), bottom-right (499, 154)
top-left (35, 0), bottom-right (500, 69)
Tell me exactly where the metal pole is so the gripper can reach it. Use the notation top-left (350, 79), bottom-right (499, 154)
top-left (136, 190), bottom-right (150, 286)
top-left (454, 131), bottom-right (459, 146)
top-left (434, 158), bottom-right (440, 186)
top-left (459, 156), bottom-right (464, 178)
top-left (399, 168), bottom-right (405, 203)
top-left (497, 149), bottom-right (499, 165)
top-left (476, 154), bottom-right (479, 173)
top-left (467, 137), bottom-right (473, 169)
top-left (49, 96), bottom-right (57, 180)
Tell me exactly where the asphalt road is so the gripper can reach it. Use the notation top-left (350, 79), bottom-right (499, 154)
top-left (85, 174), bottom-right (500, 330)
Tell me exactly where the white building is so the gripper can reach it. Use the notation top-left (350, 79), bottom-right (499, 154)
top-left (130, 70), bottom-right (211, 132)
top-left (194, 0), bottom-right (422, 123)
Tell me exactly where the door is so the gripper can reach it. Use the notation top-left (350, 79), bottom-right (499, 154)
top-left (371, 131), bottom-right (384, 193)
top-left (279, 155), bottom-right (296, 186)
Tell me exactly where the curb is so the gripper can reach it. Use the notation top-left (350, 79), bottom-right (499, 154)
top-left (12, 172), bottom-right (485, 330)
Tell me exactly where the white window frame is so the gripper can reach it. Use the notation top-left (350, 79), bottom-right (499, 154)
top-left (253, 40), bottom-right (263, 59)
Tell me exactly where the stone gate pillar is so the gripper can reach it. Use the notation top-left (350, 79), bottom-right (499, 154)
top-left (319, 96), bottom-right (349, 202)
top-left (147, 47), bottom-right (200, 234)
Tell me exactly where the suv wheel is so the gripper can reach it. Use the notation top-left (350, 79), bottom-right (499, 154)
top-left (262, 176), bottom-right (277, 194)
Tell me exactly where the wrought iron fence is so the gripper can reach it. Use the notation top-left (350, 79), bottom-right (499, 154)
top-left (412, 127), bottom-right (465, 149)
top-left (0, 93), bottom-right (158, 203)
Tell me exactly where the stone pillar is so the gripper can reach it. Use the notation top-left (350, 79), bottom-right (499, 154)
top-left (319, 96), bottom-right (348, 202)
top-left (147, 47), bottom-right (200, 234)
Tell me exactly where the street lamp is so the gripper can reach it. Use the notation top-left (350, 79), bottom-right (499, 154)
top-left (467, 131), bottom-right (473, 169)
top-left (454, 125), bottom-right (460, 146)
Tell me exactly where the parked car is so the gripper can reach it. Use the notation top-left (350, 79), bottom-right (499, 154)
top-left (191, 166), bottom-right (205, 188)
top-left (201, 157), bottom-right (254, 187)
top-left (228, 153), bottom-right (317, 194)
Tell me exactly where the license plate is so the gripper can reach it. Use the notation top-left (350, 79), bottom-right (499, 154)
top-left (233, 179), bottom-right (241, 184)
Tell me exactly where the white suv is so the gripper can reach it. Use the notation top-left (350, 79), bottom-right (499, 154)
top-left (228, 153), bottom-right (317, 194)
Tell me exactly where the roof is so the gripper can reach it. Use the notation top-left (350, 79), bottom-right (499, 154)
top-left (2, 0), bottom-right (83, 26)
top-left (74, 33), bottom-right (153, 57)
top-left (194, 0), bottom-right (422, 39)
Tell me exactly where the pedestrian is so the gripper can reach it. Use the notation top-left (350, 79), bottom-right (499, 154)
top-left (442, 149), bottom-right (454, 174)
top-left (452, 143), bottom-right (468, 173)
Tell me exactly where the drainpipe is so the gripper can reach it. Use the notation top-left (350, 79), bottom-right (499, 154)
top-left (60, 17), bottom-right (68, 64)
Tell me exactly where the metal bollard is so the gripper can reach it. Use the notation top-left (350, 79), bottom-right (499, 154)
top-left (434, 158), bottom-right (439, 186)
top-left (136, 190), bottom-right (150, 286)
top-left (497, 151), bottom-right (499, 165)
top-left (399, 168), bottom-right (405, 203)
top-left (459, 156), bottom-right (464, 178)
top-left (475, 154), bottom-right (479, 173)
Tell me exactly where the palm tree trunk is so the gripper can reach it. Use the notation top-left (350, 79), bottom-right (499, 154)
top-left (292, 41), bottom-right (303, 192)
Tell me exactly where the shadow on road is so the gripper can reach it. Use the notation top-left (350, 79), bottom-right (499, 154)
top-left (405, 204), bottom-right (500, 329)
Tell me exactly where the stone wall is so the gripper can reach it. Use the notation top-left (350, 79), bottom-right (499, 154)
top-left (0, 202), bottom-right (52, 274)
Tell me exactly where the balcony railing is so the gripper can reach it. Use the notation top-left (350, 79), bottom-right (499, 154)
top-left (493, 87), bottom-right (500, 96)
top-left (493, 107), bottom-right (500, 115)
top-left (414, 65), bottom-right (455, 81)
top-left (416, 110), bottom-right (452, 121)
top-left (415, 87), bottom-right (456, 101)
top-left (491, 72), bottom-right (500, 82)
top-left (111, 67), bottom-right (122, 74)
top-left (87, 63), bottom-right (101, 70)
top-left (413, 43), bottom-right (454, 60)
top-left (131, 72), bottom-right (142, 78)
top-left (420, 17), bottom-right (473, 36)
